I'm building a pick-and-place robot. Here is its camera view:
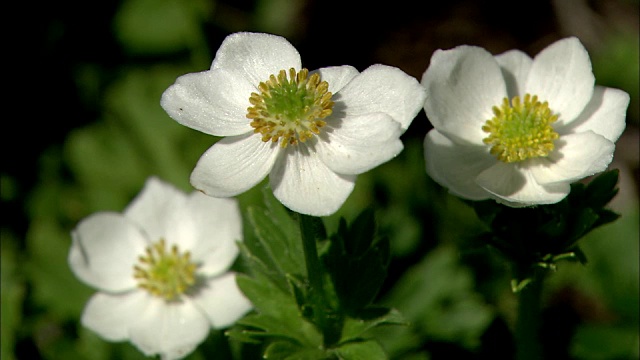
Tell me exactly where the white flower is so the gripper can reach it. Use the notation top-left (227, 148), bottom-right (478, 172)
top-left (161, 32), bottom-right (426, 216)
top-left (68, 177), bottom-right (252, 360)
top-left (421, 37), bottom-right (629, 206)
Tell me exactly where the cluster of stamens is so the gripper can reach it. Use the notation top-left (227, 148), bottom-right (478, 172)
top-left (133, 239), bottom-right (197, 301)
top-left (482, 94), bottom-right (560, 163)
top-left (247, 68), bottom-right (334, 148)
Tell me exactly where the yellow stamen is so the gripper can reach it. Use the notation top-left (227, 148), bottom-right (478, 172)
top-left (482, 94), bottom-right (560, 163)
top-left (247, 68), bottom-right (334, 148)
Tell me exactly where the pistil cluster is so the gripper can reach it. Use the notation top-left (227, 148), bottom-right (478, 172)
top-left (482, 94), bottom-right (560, 163)
top-left (133, 239), bottom-right (197, 301)
top-left (247, 68), bottom-right (334, 148)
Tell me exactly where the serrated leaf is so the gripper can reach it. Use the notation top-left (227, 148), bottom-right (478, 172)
top-left (335, 339), bottom-right (388, 360)
top-left (592, 208), bottom-right (621, 229)
top-left (237, 242), bottom-right (282, 286)
top-left (584, 169), bottom-right (620, 208)
top-left (325, 212), bottom-right (391, 314)
top-left (235, 274), bottom-right (322, 346)
top-left (263, 341), bottom-right (303, 359)
top-left (345, 208), bottom-right (376, 256)
top-left (566, 208), bottom-right (600, 246)
top-left (236, 273), bottom-right (298, 319)
top-left (340, 308), bottom-right (407, 342)
top-left (238, 314), bottom-right (306, 342)
top-left (246, 205), bottom-right (305, 282)
top-left (224, 327), bottom-right (263, 345)
top-left (262, 187), bottom-right (300, 240)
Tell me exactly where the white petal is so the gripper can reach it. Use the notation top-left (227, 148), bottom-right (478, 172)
top-left (556, 86), bottom-right (629, 142)
top-left (530, 132), bottom-right (615, 185)
top-left (421, 46), bottom-right (507, 144)
top-left (124, 177), bottom-right (187, 243)
top-left (210, 32), bottom-right (302, 87)
top-left (317, 113), bottom-right (403, 175)
top-left (191, 273), bottom-right (253, 328)
top-left (336, 64), bottom-right (426, 131)
top-left (190, 134), bottom-right (281, 197)
top-left (270, 145), bottom-right (356, 216)
top-left (160, 69), bottom-right (255, 136)
top-left (183, 193), bottom-right (242, 276)
top-left (476, 162), bottom-right (570, 205)
top-left (69, 213), bottom-right (146, 292)
top-left (129, 298), bottom-right (210, 360)
top-left (313, 65), bottom-right (360, 94)
top-left (526, 37), bottom-right (595, 125)
top-left (424, 130), bottom-right (494, 200)
top-left (495, 49), bottom-right (532, 98)
top-left (81, 290), bottom-right (150, 341)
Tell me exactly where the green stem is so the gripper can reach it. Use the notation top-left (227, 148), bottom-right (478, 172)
top-left (299, 214), bottom-right (326, 300)
top-left (298, 213), bottom-right (335, 344)
top-left (515, 269), bottom-right (545, 360)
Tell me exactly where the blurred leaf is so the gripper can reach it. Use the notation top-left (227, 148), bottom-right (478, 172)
top-left (74, 328), bottom-right (111, 360)
top-left (254, 0), bottom-right (305, 38)
top-left (1, 232), bottom-right (24, 360)
top-left (0, 174), bottom-right (18, 202)
top-left (65, 122), bottom-right (148, 212)
top-left (377, 245), bottom-right (494, 353)
top-left (64, 67), bottom-right (215, 215)
top-left (545, 203), bottom-right (639, 358)
top-left (103, 67), bottom-right (212, 189)
top-left (591, 32), bottom-right (640, 122)
top-left (114, 0), bottom-right (212, 55)
top-left (571, 324), bottom-right (639, 359)
top-left (25, 217), bottom-right (93, 319)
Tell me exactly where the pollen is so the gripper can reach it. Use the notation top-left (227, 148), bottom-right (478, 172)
top-left (133, 239), bottom-right (197, 301)
top-left (247, 68), bottom-right (334, 148)
top-left (482, 94), bottom-right (560, 163)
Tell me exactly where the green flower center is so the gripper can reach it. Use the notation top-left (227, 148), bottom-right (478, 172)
top-left (482, 94), bottom-right (560, 163)
top-left (133, 239), bottom-right (197, 301)
top-left (247, 68), bottom-right (334, 148)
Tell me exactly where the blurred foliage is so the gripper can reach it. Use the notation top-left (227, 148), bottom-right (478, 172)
top-left (3, 0), bottom-right (638, 359)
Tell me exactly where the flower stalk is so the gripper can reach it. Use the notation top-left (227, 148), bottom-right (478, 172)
top-left (298, 213), bottom-right (340, 346)
top-left (515, 269), bottom-right (545, 360)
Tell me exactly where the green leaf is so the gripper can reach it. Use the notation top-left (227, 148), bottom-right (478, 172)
top-left (340, 308), bottom-right (407, 342)
top-left (236, 273), bottom-right (298, 319)
top-left (25, 218), bottom-right (93, 319)
top-left (235, 273), bottom-right (322, 346)
top-left (565, 208), bottom-right (600, 246)
top-left (584, 169), bottom-right (620, 208)
top-left (377, 245), bottom-right (494, 352)
top-left (571, 324), bottom-right (640, 359)
top-left (113, 0), bottom-right (212, 55)
top-left (325, 211), bottom-right (391, 314)
top-left (344, 208), bottom-right (376, 256)
top-left (263, 341), bottom-right (302, 359)
top-left (334, 339), bottom-right (388, 360)
top-left (1, 234), bottom-right (24, 360)
top-left (264, 341), bottom-right (329, 360)
top-left (243, 189), bottom-right (306, 288)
